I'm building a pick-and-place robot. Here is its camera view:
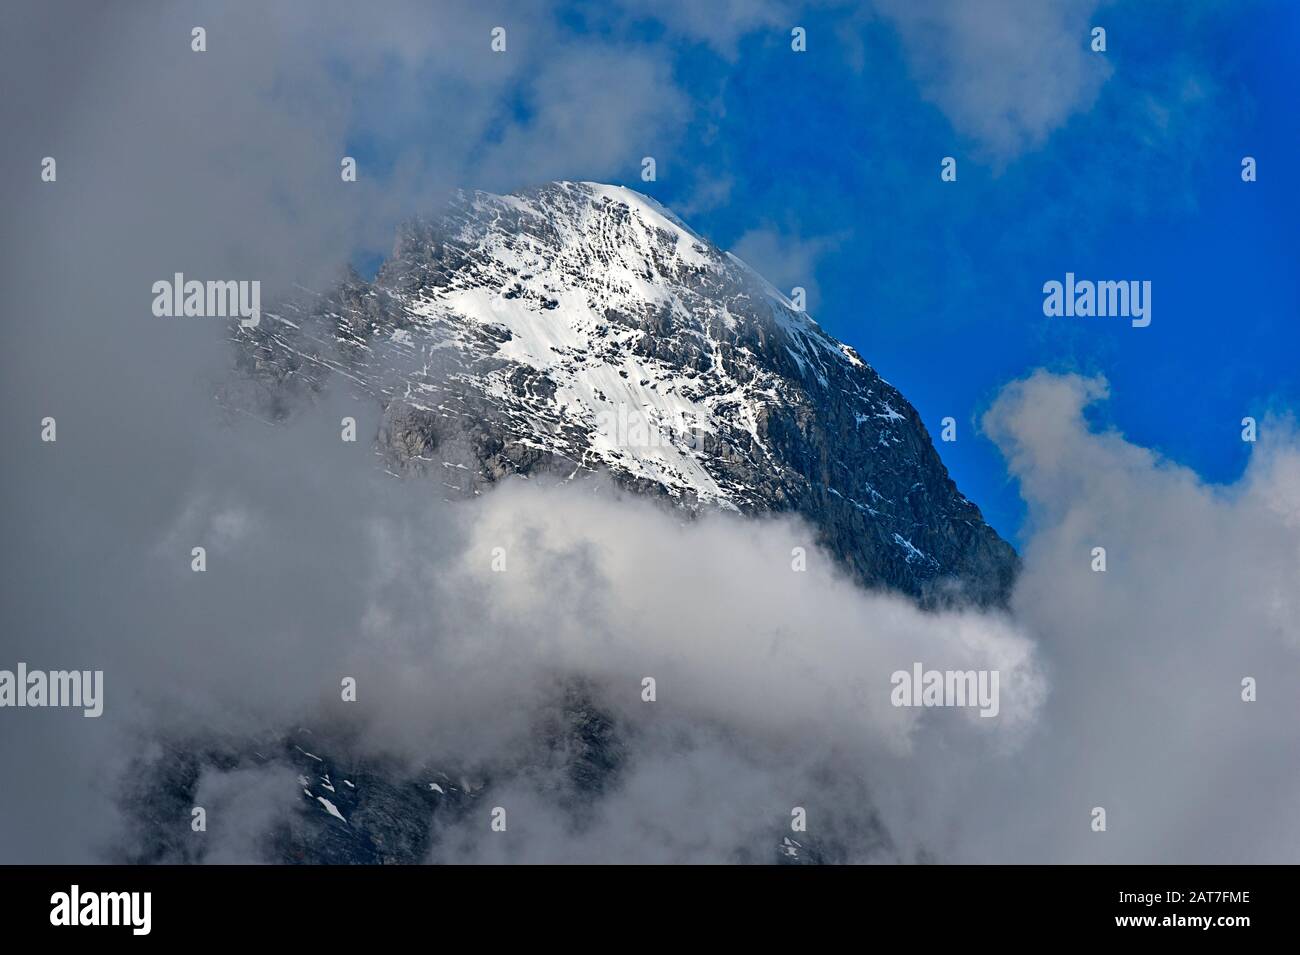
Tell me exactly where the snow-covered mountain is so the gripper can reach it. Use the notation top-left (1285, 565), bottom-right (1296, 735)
top-left (122, 182), bottom-right (1020, 865)
top-left (238, 180), bottom-right (1017, 604)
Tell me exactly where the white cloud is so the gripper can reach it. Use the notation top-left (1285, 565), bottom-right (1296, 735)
top-left (0, 1), bottom-right (695, 295)
top-left (965, 371), bottom-right (1300, 862)
top-left (874, 0), bottom-right (1113, 161)
top-left (729, 226), bottom-right (848, 312)
top-left (4, 357), bottom-right (1297, 862)
top-left (617, 0), bottom-right (795, 58)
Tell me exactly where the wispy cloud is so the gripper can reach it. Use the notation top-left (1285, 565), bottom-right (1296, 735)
top-left (729, 226), bottom-right (849, 312)
top-left (874, 0), bottom-right (1112, 162)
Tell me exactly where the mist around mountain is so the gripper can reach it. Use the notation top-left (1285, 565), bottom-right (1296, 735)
top-left (104, 182), bottom-right (1028, 864)
top-left (83, 185), bottom-right (1294, 866)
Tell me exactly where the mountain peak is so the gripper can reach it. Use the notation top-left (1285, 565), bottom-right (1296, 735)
top-left (243, 184), bottom-right (1018, 604)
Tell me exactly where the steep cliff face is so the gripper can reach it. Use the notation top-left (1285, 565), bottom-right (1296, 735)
top-left (238, 180), bottom-right (1017, 604)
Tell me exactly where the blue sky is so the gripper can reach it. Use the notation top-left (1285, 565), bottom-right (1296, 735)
top-left (342, 0), bottom-right (1299, 544)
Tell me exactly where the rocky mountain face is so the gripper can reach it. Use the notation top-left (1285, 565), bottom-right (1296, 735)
top-left (237, 180), bottom-right (1017, 606)
top-left (129, 181), bottom-right (1017, 863)
top-left (117, 717), bottom-right (893, 865)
